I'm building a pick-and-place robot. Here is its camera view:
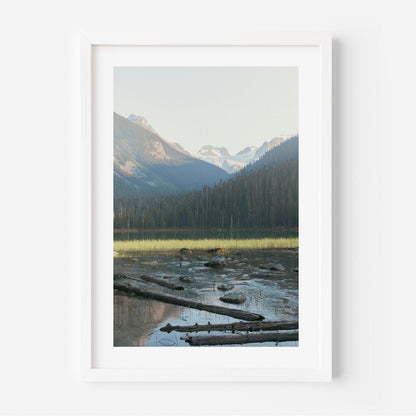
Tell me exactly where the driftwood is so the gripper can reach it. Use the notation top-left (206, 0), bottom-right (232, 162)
top-left (114, 280), bottom-right (265, 321)
top-left (181, 331), bottom-right (299, 346)
top-left (160, 320), bottom-right (298, 333)
top-left (139, 275), bottom-right (184, 290)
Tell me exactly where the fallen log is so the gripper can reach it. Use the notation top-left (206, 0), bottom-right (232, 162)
top-left (181, 331), bottom-right (299, 346)
top-left (139, 274), bottom-right (184, 290)
top-left (114, 280), bottom-right (265, 321)
top-left (160, 320), bottom-right (298, 333)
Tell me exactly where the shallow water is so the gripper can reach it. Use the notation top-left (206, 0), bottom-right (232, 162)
top-left (114, 248), bottom-right (298, 347)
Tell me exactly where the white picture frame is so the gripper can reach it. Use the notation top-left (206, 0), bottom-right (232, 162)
top-left (80, 32), bottom-right (332, 382)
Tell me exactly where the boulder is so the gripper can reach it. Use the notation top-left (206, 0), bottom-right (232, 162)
top-left (293, 267), bottom-right (299, 272)
top-left (217, 283), bottom-right (234, 291)
top-left (180, 248), bottom-right (192, 254)
top-left (270, 264), bottom-right (285, 271)
top-left (204, 255), bottom-right (227, 268)
top-left (220, 291), bottom-right (247, 304)
top-left (254, 273), bottom-right (273, 279)
top-left (114, 273), bottom-right (127, 280)
top-left (207, 248), bottom-right (225, 255)
top-left (233, 249), bottom-right (243, 255)
top-left (179, 276), bottom-right (195, 283)
top-left (143, 260), bottom-right (158, 266)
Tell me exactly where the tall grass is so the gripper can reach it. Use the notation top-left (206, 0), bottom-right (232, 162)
top-left (114, 238), bottom-right (298, 254)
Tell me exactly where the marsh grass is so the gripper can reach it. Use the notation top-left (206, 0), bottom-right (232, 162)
top-left (114, 238), bottom-right (299, 255)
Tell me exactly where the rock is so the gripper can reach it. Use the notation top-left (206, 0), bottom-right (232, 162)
top-left (207, 248), bottom-right (225, 255)
top-left (204, 255), bottom-right (227, 268)
top-left (270, 264), bottom-right (285, 271)
top-left (158, 338), bottom-right (176, 346)
top-left (179, 256), bottom-right (187, 261)
top-left (217, 283), bottom-right (234, 291)
top-left (234, 249), bottom-right (243, 255)
top-left (114, 273), bottom-right (127, 280)
top-left (293, 268), bottom-right (299, 272)
top-left (143, 260), bottom-right (158, 266)
top-left (180, 248), bottom-right (192, 254)
top-left (196, 255), bottom-right (208, 260)
top-left (220, 291), bottom-right (247, 304)
top-left (179, 276), bottom-right (195, 283)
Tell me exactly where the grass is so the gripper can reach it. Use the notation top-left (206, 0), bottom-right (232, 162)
top-left (114, 237), bottom-right (298, 255)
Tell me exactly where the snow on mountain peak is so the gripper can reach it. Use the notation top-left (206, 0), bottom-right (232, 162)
top-left (196, 136), bottom-right (291, 174)
top-left (237, 146), bottom-right (257, 156)
top-left (197, 145), bottom-right (231, 158)
top-left (124, 112), bottom-right (293, 174)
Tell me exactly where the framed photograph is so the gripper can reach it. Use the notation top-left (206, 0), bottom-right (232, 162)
top-left (80, 32), bottom-right (332, 382)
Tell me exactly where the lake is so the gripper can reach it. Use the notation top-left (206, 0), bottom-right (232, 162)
top-left (114, 248), bottom-right (298, 347)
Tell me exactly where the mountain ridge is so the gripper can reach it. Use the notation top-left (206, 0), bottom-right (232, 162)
top-left (123, 113), bottom-right (295, 174)
top-left (195, 135), bottom-right (292, 173)
top-left (114, 135), bottom-right (299, 229)
top-left (114, 113), bottom-right (229, 198)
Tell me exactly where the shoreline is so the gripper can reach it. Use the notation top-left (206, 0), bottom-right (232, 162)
top-left (114, 226), bottom-right (298, 234)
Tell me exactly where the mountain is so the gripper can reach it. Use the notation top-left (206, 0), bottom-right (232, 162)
top-left (234, 146), bottom-right (258, 165)
top-left (114, 139), bottom-right (299, 230)
top-left (253, 136), bottom-right (289, 160)
top-left (196, 145), bottom-right (244, 173)
top-left (237, 146), bottom-right (257, 156)
top-left (195, 136), bottom-right (291, 174)
top-left (198, 145), bottom-right (231, 158)
top-left (244, 135), bottom-right (299, 172)
top-left (127, 114), bottom-right (158, 135)
top-left (168, 142), bottom-right (194, 157)
top-left (114, 113), bottom-right (229, 198)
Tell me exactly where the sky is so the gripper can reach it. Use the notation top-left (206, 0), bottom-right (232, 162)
top-left (114, 67), bottom-right (298, 154)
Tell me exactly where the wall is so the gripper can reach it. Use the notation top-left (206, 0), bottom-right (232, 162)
top-left (0, 0), bottom-right (415, 414)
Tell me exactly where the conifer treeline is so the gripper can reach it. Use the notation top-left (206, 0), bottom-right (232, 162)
top-left (114, 158), bottom-right (298, 230)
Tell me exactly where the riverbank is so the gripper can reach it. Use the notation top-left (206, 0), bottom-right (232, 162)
top-left (114, 237), bottom-right (299, 255)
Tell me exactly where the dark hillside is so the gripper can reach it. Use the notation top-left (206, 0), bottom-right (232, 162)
top-left (114, 146), bottom-right (298, 229)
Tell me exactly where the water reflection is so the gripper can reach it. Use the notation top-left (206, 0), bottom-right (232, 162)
top-left (114, 295), bottom-right (182, 346)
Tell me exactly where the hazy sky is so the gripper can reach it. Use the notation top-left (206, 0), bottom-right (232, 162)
top-left (114, 67), bottom-right (298, 154)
